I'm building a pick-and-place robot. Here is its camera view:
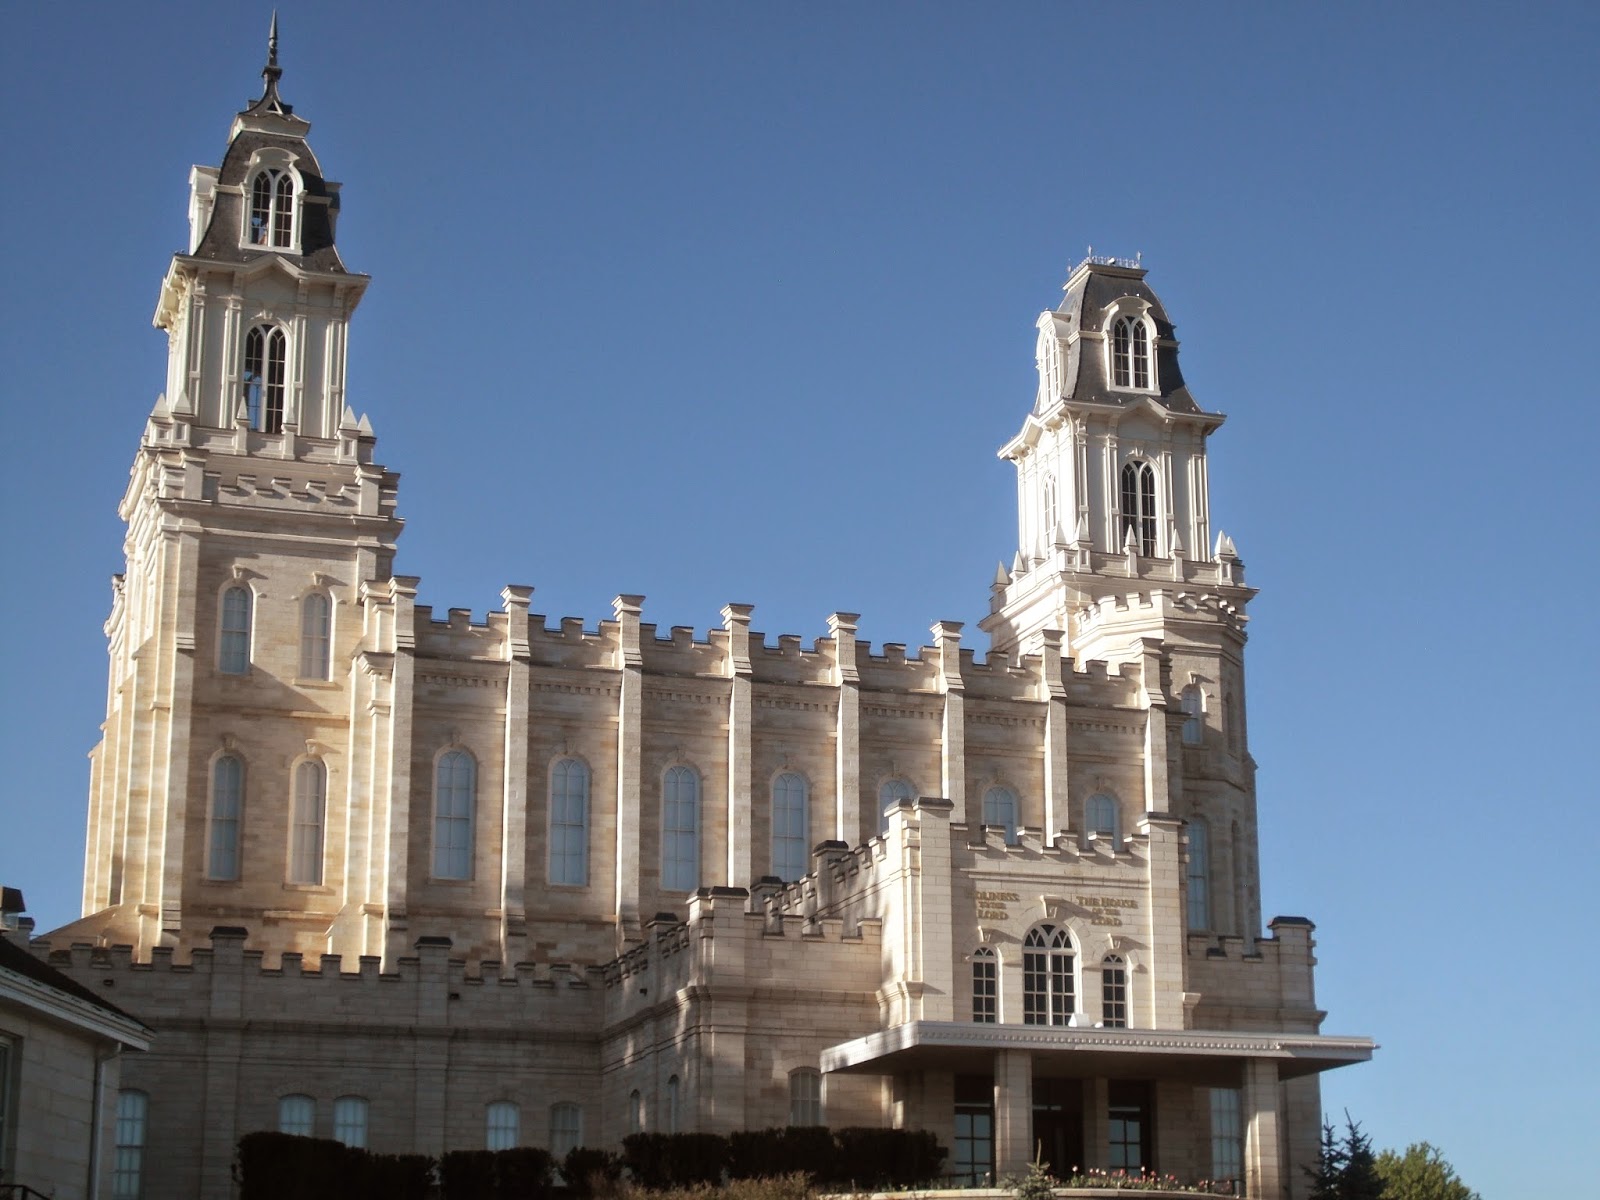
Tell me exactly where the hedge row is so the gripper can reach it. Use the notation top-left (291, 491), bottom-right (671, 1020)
top-left (623, 1127), bottom-right (945, 1189)
top-left (238, 1125), bottom-right (943, 1196)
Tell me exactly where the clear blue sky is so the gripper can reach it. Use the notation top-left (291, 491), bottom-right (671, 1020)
top-left (3, 4), bottom-right (1596, 1195)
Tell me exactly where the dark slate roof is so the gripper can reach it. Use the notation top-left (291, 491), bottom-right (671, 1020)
top-left (189, 127), bottom-right (346, 273)
top-left (1038, 263), bottom-right (1207, 417)
top-left (0, 935), bottom-right (148, 1030)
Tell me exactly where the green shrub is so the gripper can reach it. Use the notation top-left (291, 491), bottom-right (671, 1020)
top-left (564, 1145), bottom-right (625, 1198)
top-left (236, 1130), bottom-right (360, 1200)
top-left (441, 1149), bottom-right (500, 1199)
top-left (828, 1127), bottom-right (946, 1188)
top-left (624, 1132), bottom-right (731, 1188)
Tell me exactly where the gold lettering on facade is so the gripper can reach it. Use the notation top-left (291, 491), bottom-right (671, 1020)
top-left (1075, 894), bottom-right (1139, 927)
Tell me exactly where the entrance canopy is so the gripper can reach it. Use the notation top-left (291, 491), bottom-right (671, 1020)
top-left (821, 1021), bottom-right (1374, 1084)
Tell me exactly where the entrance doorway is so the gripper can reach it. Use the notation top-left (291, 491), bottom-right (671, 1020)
top-left (1032, 1077), bottom-right (1085, 1176)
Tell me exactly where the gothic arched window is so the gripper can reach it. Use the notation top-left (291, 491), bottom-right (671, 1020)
top-left (300, 593), bottom-right (332, 680)
top-left (219, 586), bottom-right (253, 674)
top-left (1119, 460), bottom-right (1157, 556)
top-left (662, 765), bottom-right (700, 892)
top-left (1180, 685), bottom-right (1204, 745)
top-left (772, 772), bottom-right (810, 881)
top-left (248, 168), bottom-right (296, 248)
top-left (433, 750), bottom-right (476, 880)
top-left (972, 946), bottom-right (998, 1023)
top-left (209, 755), bottom-right (244, 880)
top-left (1112, 315), bottom-right (1153, 390)
top-left (982, 786), bottom-right (1019, 845)
top-left (550, 758), bottom-right (590, 886)
top-left (289, 760), bottom-right (326, 885)
top-left (878, 777), bottom-right (915, 834)
top-left (1022, 924), bottom-right (1075, 1025)
top-left (1187, 816), bottom-right (1211, 931)
top-left (1042, 474), bottom-right (1059, 543)
top-left (242, 324), bottom-right (287, 433)
top-left (1101, 954), bottom-right (1129, 1027)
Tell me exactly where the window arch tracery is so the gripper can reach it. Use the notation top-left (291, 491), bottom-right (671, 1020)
top-left (1022, 924), bottom-right (1075, 1025)
top-left (1119, 460), bottom-right (1158, 556)
top-left (247, 167), bottom-right (297, 248)
top-left (242, 324), bottom-right (287, 433)
top-left (1111, 314), bottom-right (1153, 390)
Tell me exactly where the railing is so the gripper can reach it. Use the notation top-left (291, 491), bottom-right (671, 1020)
top-left (0, 1183), bottom-right (56, 1200)
top-left (1075, 250), bottom-right (1143, 272)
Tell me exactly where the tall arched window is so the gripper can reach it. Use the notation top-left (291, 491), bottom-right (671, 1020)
top-left (982, 786), bottom-right (1019, 845)
top-left (550, 1102), bottom-right (583, 1159)
top-left (219, 586), bottom-right (253, 674)
top-left (1180, 685), bottom-right (1204, 745)
top-left (1022, 924), bottom-right (1075, 1025)
top-left (300, 593), bottom-right (332, 680)
top-left (333, 1095), bottom-right (368, 1148)
top-left (242, 325), bottom-right (287, 433)
top-left (628, 1089), bottom-right (644, 1135)
top-left (1101, 954), bottom-right (1128, 1028)
top-left (289, 760), bottom-right (326, 884)
top-left (1187, 816), bottom-right (1211, 931)
top-left (1086, 793), bottom-right (1119, 845)
top-left (1042, 474), bottom-right (1059, 542)
top-left (878, 777), bottom-right (915, 834)
top-left (209, 755), bottom-right (244, 880)
top-left (1119, 461), bottom-right (1157, 556)
top-left (772, 772), bottom-right (810, 881)
top-left (972, 946), bottom-right (998, 1023)
top-left (1112, 315), bottom-right (1152, 390)
top-left (433, 750), bottom-right (476, 880)
top-left (661, 765), bottom-right (700, 892)
top-left (486, 1101), bottom-right (520, 1151)
top-left (788, 1069), bottom-right (822, 1126)
top-left (248, 168), bottom-right (296, 248)
top-left (665, 1075), bottom-right (681, 1134)
top-left (277, 1093), bottom-right (314, 1136)
top-left (550, 758), bottom-right (590, 886)
top-left (111, 1089), bottom-right (148, 1200)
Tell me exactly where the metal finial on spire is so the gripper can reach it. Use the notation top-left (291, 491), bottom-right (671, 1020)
top-left (268, 11), bottom-right (279, 67)
top-left (247, 11), bottom-right (293, 117)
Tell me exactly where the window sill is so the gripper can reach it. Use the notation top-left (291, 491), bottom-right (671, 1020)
top-left (294, 678), bottom-right (342, 690)
top-left (282, 883), bottom-right (334, 894)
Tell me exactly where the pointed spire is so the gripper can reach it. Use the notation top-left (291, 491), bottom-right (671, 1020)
top-left (993, 561), bottom-right (1011, 587)
top-left (245, 11), bottom-right (294, 117)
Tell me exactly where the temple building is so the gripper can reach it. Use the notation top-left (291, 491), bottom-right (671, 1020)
top-left (28, 31), bottom-right (1372, 1200)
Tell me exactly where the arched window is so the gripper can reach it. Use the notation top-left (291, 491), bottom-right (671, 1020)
top-left (1180, 685), bottom-right (1204, 745)
top-left (248, 168), bottom-right (296, 248)
top-left (209, 755), bottom-right (244, 880)
top-left (300, 593), bottom-right (332, 680)
top-left (1187, 816), bottom-right (1211, 931)
top-left (289, 760), bottom-right (326, 884)
top-left (788, 1068), bottom-right (822, 1126)
top-left (242, 325), bottom-right (287, 433)
top-left (333, 1095), bottom-right (368, 1148)
top-left (1022, 924), bottom-right (1075, 1026)
top-left (433, 750), bottom-right (476, 880)
top-left (665, 1075), bottom-right (681, 1134)
top-left (550, 1102), bottom-right (583, 1159)
top-left (277, 1093), bottom-right (314, 1136)
top-left (878, 777), bottom-right (915, 834)
top-left (1112, 315), bottom-right (1152, 390)
top-left (111, 1089), bottom-right (148, 1200)
top-left (219, 586), bottom-right (253, 674)
top-left (550, 758), bottom-right (590, 886)
top-left (486, 1101), bottom-right (520, 1151)
top-left (1101, 954), bottom-right (1128, 1027)
top-left (661, 765), bottom-right (700, 892)
top-left (982, 786), bottom-right (1019, 845)
top-left (971, 946), bottom-right (998, 1023)
top-left (627, 1089), bottom-right (644, 1135)
top-left (1119, 461), bottom-right (1157, 556)
top-left (772, 772), bottom-right (810, 881)
top-left (1042, 474), bottom-right (1059, 542)
top-left (1086, 793), bottom-right (1119, 845)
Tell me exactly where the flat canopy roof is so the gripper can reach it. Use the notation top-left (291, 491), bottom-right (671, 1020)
top-left (822, 1021), bottom-right (1374, 1084)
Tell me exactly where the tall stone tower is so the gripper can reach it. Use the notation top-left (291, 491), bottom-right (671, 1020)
top-left (982, 255), bottom-right (1262, 940)
top-left (79, 27), bottom-right (401, 957)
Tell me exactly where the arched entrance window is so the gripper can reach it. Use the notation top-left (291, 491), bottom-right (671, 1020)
top-left (1022, 924), bottom-right (1075, 1025)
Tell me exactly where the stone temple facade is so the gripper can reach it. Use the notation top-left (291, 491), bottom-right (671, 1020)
top-left (33, 35), bottom-right (1372, 1200)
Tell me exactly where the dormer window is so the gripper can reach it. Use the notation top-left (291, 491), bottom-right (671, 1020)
top-left (1112, 315), bottom-right (1153, 390)
top-left (248, 168), bottom-right (296, 248)
top-left (243, 325), bottom-right (287, 433)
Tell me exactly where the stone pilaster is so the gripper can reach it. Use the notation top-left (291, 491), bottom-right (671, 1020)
top-left (499, 586), bottom-right (533, 960)
top-left (614, 595), bottom-right (645, 945)
top-left (993, 1049), bottom-right (1033, 1178)
top-left (829, 612), bottom-right (861, 842)
top-left (1140, 812), bottom-right (1186, 1029)
top-left (382, 576), bottom-right (419, 968)
top-left (1039, 627), bottom-right (1069, 844)
top-left (931, 621), bottom-right (966, 823)
top-left (1244, 1058), bottom-right (1283, 1199)
top-left (722, 604), bottom-right (754, 885)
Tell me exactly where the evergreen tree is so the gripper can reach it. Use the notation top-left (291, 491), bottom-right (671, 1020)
top-left (1338, 1115), bottom-right (1385, 1200)
top-left (1303, 1119), bottom-right (1346, 1200)
top-left (1374, 1142), bottom-right (1482, 1200)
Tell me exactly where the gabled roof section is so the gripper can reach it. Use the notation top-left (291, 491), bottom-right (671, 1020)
top-left (1036, 257), bottom-right (1210, 418)
top-left (0, 935), bottom-right (151, 1046)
